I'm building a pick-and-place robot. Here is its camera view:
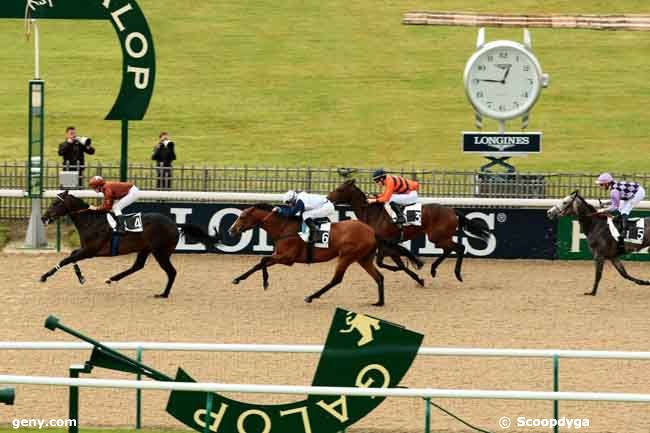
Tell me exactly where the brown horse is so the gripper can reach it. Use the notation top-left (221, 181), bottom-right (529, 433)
top-left (40, 191), bottom-right (220, 298)
top-left (228, 204), bottom-right (386, 305)
top-left (327, 180), bottom-right (491, 281)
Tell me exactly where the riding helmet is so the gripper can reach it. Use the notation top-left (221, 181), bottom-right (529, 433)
top-left (89, 175), bottom-right (105, 189)
top-left (372, 168), bottom-right (387, 181)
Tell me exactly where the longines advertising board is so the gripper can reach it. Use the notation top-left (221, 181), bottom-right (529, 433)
top-left (128, 202), bottom-right (558, 259)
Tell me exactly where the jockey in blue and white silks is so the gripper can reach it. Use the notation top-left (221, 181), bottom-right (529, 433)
top-left (274, 190), bottom-right (335, 243)
top-left (596, 173), bottom-right (646, 247)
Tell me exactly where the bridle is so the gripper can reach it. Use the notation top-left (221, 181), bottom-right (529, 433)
top-left (54, 193), bottom-right (90, 216)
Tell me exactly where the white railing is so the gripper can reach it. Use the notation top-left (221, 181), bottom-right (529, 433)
top-left (1, 374), bottom-right (650, 403)
top-left (4, 188), bottom-right (650, 209)
top-left (3, 342), bottom-right (650, 360)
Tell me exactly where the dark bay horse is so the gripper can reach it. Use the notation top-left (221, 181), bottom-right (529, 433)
top-left (40, 191), bottom-right (220, 298)
top-left (547, 190), bottom-right (650, 296)
top-left (327, 180), bottom-right (491, 282)
top-left (228, 204), bottom-right (386, 305)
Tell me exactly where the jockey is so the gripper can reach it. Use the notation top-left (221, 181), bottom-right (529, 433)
top-left (273, 190), bottom-right (335, 243)
top-left (367, 168), bottom-right (419, 226)
top-left (595, 172), bottom-right (646, 248)
top-left (88, 175), bottom-right (141, 234)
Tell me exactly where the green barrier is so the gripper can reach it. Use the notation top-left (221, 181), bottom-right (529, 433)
top-left (0, 387), bottom-right (14, 405)
top-left (44, 311), bottom-right (423, 433)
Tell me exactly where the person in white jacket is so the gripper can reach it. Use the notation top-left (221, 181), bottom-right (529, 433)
top-left (273, 190), bottom-right (335, 243)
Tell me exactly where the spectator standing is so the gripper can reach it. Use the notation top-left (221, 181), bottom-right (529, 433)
top-left (58, 126), bottom-right (95, 187)
top-left (152, 132), bottom-right (176, 189)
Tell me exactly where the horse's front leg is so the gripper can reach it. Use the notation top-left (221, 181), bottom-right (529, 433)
top-left (586, 257), bottom-right (605, 296)
top-left (233, 256), bottom-right (280, 289)
top-left (40, 248), bottom-right (95, 283)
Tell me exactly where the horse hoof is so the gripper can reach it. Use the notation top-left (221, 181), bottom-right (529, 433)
top-left (415, 261), bottom-right (424, 270)
top-left (584, 292), bottom-right (596, 296)
top-left (417, 278), bottom-right (425, 287)
top-left (105, 279), bottom-right (111, 285)
top-left (263, 282), bottom-right (269, 290)
top-left (372, 301), bottom-right (385, 307)
top-left (430, 272), bottom-right (437, 279)
top-left (232, 279), bottom-right (240, 285)
top-left (79, 277), bottom-right (86, 285)
top-left (154, 293), bottom-right (169, 299)
top-left (40, 276), bottom-right (47, 283)
top-left (455, 273), bottom-right (463, 282)
top-left (304, 296), bottom-right (312, 303)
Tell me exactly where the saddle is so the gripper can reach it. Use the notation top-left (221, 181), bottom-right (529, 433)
top-left (384, 202), bottom-right (422, 227)
top-left (607, 217), bottom-right (645, 245)
top-left (106, 213), bottom-right (144, 233)
top-left (299, 217), bottom-right (331, 248)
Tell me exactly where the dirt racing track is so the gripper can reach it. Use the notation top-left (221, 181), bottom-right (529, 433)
top-left (1, 252), bottom-right (650, 432)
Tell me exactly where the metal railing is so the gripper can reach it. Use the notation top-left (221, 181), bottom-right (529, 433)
top-left (1, 161), bottom-right (648, 219)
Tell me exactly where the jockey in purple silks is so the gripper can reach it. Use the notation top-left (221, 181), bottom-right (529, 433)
top-left (595, 172), bottom-right (646, 250)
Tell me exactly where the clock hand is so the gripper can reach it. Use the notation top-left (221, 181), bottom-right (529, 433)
top-left (500, 65), bottom-right (512, 84)
top-left (477, 78), bottom-right (502, 83)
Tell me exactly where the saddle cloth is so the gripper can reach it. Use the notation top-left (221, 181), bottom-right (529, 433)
top-left (299, 219), bottom-right (331, 248)
top-left (106, 213), bottom-right (144, 233)
top-left (607, 217), bottom-right (644, 244)
top-left (384, 202), bottom-right (422, 226)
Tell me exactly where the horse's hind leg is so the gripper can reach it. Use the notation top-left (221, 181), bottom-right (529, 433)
top-left (610, 258), bottom-right (650, 286)
top-left (305, 257), bottom-right (353, 304)
top-left (358, 254), bottom-right (385, 306)
top-left (430, 249), bottom-right (452, 279)
top-left (452, 242), bottom-right (466, 282)
top-left (152, 250), bottom-right (177, 298)
top-left (378, 253), bottom-right (424, 287)
top-left (586, 257), bottom-right (605, 296)
top-left (106, 250), bottom-right (150, 284)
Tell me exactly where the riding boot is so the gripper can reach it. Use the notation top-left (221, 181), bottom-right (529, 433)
top-left (617, 214), bottom-right (628, 254)
top-left (115, 215), bottom-right (126, 235)
top-left (389, 202), bottom-right (406, 227)
top-left (304, 218), bottom-right (319, 244)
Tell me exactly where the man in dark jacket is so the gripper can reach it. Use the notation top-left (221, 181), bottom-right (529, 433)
top-left (152, 131), bottom-right (176, 189)
top-left (58, 126), bottom-right (96, 186)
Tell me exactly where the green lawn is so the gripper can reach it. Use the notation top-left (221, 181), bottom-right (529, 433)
top-left (1, 1), bottom-right (650, 172)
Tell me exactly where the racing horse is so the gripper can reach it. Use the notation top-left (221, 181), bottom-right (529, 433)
top-left (228, 204), bottom-right (386, 306)
top-left (327, 180), bottom-right (491, 282)
top-left (40, 191), bottom-right (221, 298)
top-left (547, 190), bottom-right (650, 295)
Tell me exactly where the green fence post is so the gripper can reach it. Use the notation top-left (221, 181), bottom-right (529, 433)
top-left (68, 367), bottom-right (79, 433)
top-left (204, 393), bottom-right (214, 433)
top-left (136, 346), bottom-right (143, 429)
top-left (68, 363), bottom-right (92, 433)
top-left (553, 354), bottom-right (559, 433)
top-left (424, 397), bottom-right (431, 433)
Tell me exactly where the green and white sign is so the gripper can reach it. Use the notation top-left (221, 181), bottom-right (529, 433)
top-left (557, 213), bottom-right (650, 261)
top-left (1, 0), bottom-right (156, 120)
top-left (166, 308), bottom-right (423, 433)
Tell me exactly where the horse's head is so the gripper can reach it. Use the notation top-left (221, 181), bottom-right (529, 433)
top-left (327, 179), bottom-right (366, 206)
top-left (547, 190), bottom-right (582, 220)
top-left (41, 191), bottom-right (89, 224)
top-left (228, 204), bottom-right (273, 237)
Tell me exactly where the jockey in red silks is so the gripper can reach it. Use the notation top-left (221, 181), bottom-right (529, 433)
top-left (88, 175), bottom-right (141, 234)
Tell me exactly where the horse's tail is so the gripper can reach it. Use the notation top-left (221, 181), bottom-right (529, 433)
top-left (455, 211), bottom-right (491, 241)
top-left (376, 238), bottom-right (423, 269)
top-left (178, 224), bottom-right (221, 249)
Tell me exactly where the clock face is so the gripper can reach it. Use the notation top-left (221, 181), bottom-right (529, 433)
top-left (464, 41), bottom-right (542, 120)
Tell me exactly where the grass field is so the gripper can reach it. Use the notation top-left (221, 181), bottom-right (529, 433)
top-left (1, 1), bottom-right (650, 172)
